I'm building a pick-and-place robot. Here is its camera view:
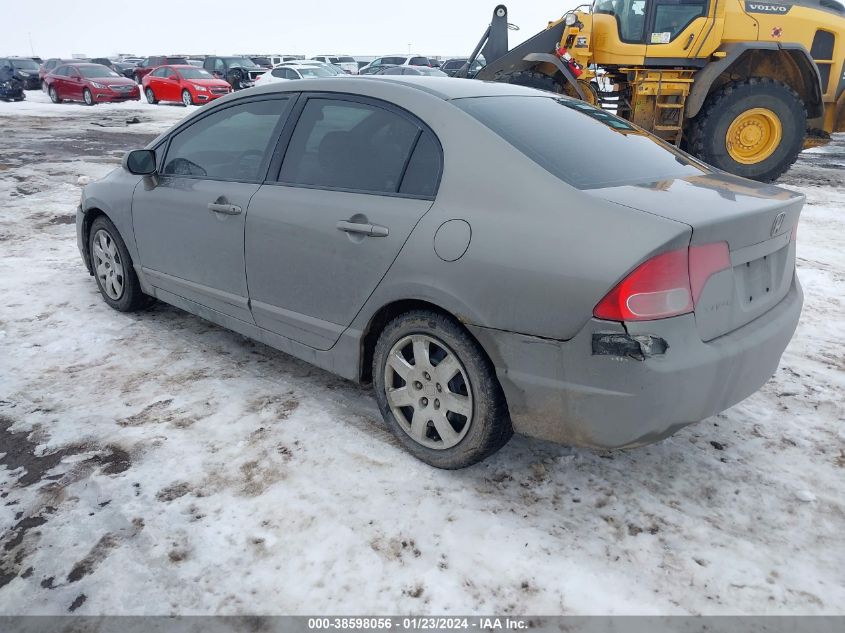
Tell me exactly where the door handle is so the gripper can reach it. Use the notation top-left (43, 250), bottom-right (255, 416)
top-left (683, 33), bottom-right (695, 51)
top-left (336, 220), bottom-right (389, 237)
top-left (207, 202), bottom-right (242, 215)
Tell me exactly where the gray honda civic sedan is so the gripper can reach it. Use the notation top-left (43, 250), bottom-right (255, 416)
top-left (77, 76), bottom-right (803, 468)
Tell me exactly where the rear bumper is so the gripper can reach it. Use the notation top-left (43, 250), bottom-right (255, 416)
top-left (468, 275), bottom-right (803, 449)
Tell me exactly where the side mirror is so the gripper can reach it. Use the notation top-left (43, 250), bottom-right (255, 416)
top-left (124, 149), bottom-right (157, 176)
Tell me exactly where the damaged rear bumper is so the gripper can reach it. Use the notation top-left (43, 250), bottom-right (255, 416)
top-left (468, 275), bottom-right (803, 449)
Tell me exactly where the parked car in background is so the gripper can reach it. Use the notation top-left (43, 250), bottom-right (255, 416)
top-left (0, 61), bottom-right (25, 101)
top-left (112, 61), bottom-right (137, 79)
top-left (4, 57), bottom-right (42, 89)
top-left (45, 63), bottom-right (140, 105)
top-left (186, 59), bottom-right (204, 68)
top-left (359, 55), bottom-right (432, 74)
top-left (440, 57), bottom-right (485, 78)
top-left (133, 56), bottom-right (189, 83)
top-left (202, 56), bottom-right (264, 90)
top-left (120, 56), bottom-right (144, 65)
top-left (248, 57), bottom-right (273, 69)
top-left (376, 66), bottom-right (448, 77)
top-left (142, 65), bottom-right (231, 106)
top-left (40, 58), bottom-right (75, 84)
top-left (254, 64), bottom-right (337, 86)
top-left (79, 77), bottom-right (803, 469)
top-left (311, 55), bottom-right (359, 74)
top-left (89, 57), bottom-right (114, 68)
top-left (278, 60), bottom-right (344, 76)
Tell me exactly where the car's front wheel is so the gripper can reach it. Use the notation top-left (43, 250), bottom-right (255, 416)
top-left (83, 88), bottom-right (94, 106)
top-left (145, 87), bottom-right (157, 104)
top-left (88, 215), bottom-right (150, 312)
top-left (48, 85), bottom-right (62, 103)
top-left (181, 89), bottom-right (193, 106)
top-left (373, 310), bottom-right (512, 469)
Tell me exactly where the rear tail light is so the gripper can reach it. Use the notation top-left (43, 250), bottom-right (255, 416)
top-left (593, 242), bottom-right (731, 322)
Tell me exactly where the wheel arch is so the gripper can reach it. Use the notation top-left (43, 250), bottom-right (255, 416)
top-left (79, 207), bottom-right (109, 274)
top-left (687, 43), bottom-right (824, 121)
top-left (358, 298), bottom-right (495, 385)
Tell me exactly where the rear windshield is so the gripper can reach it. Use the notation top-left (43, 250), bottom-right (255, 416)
top-left (298, 67), bottom-right (334, 78)
top-left (455, 96), bottom-right (708, 189)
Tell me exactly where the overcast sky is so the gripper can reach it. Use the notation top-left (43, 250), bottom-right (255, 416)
top-left (5, 0), bottom-right (580, 59)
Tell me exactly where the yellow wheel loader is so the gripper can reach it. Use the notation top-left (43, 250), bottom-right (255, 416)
top-left (460, 2), bottom-right (845, 181)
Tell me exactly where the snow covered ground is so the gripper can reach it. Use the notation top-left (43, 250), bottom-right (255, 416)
top-left (1, 90), bottom-right (843, 616)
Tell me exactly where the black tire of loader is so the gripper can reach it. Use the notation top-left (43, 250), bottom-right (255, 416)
top-left (686, 78), bottom-right (806, 183)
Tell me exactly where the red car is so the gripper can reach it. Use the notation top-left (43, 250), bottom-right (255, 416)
top-left (45, 63), bottom-right (140, 105)
top-left (142, 65), bottom-right (232, 106)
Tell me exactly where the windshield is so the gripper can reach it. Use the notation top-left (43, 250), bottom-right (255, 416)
top-left (179, 67), bottom-right (213, 79)
top-left (11, 59), bottom-right (40, 71)
top-left (252, 57), bottom-right (271, 66)
top-left (416, 67), bottom-right (447, 76)
top-left (298, 67), bottom-right (333, 78)
top-left (78, 65), bottom-right (120, 78)
top-left (456, 96), bottom-right (707, 189)
top-left (165, 57), bottom-right (188, 65)
top-left (223, 57), bottom-right (259, 68)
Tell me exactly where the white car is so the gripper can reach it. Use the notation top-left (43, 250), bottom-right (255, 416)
top-left (311, 55), bottom-right (358, 74)
top-left (359, 55), bottom-right (432, 75)
top-left (253, 63), bottom-right (338, 86)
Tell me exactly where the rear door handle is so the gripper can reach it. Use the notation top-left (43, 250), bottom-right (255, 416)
top-left (336, 220), bottom-right (389, 237)
top-left (207, 202), bottom-right (242, 215)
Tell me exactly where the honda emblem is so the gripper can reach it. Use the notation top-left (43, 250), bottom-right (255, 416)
top-left (771, 212), bottom-right (786, 237)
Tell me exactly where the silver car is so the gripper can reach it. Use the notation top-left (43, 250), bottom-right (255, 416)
top-left (77, 77), bottom-right (803, 468)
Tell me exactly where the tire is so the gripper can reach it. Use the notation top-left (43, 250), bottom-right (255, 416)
top-left (181, 89), bottom-right (193, 106)
top-left (83, 88), bottom-right (94, 106)
top-left (499, 69), bottom-right (562, 94)
top-left (373, 310), bottom-right (512, 469)
top-left (145, 87), bottom-right (157, 104)
top-left (48, 85), bottom-right (62, 103)
top-left (686, 78), bottom-right (806, 182)
top-left (88, 215), bottom-right (151, 312)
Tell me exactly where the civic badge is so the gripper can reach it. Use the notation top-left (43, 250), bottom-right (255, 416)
top-left (771, 211), bottom-right (786, 237)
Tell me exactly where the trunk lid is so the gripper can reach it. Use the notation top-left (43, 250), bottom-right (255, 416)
top-left (586, 173), bottom-right (804, 341)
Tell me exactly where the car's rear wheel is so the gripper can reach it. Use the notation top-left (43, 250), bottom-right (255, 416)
top-left (88, 216), bottom-right (150, 312)
top-left (48, 85), bottom-right (62, 103)
top-left (373, 310), bottom-right (512, 469)
top-left (83, 88), bottom-right (94, 106)
top-left (181, 89), bottom-right (193, 106)
top-left (145, 87), bottom-right (157, 104)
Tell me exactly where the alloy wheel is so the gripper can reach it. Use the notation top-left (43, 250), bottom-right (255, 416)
top-left (92, 229), bottom-right (125, 300)
top-left (182, 90), bottom-right (192, 106)
top-left (384, 334), bottom-right (473, 450)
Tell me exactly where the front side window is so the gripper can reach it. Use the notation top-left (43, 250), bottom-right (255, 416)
top-left (651, 0), bottom-right (707, 42)
top-left (279, 98), bottom-right (422, 194)
top-left (456, 95), bottom-right (707, 189)
top-left (151, 67), bottom-right (168, 77)
top-left (163, 98), bottom-right (289, 181)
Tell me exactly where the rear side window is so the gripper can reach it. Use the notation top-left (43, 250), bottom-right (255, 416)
top-left (399, 132), bottom-right (442, 198)
top-left (279, 98), bottom-right (421, 195)
top-left (382, 57), bottom-right (406, 65)
top-left (456, 96), bottom-right (707, 189)
top-left (164, 98), bottom-right (290, 181)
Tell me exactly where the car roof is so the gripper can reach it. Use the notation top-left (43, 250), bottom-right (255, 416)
top-left (248, 75), bottom-right (547, 101)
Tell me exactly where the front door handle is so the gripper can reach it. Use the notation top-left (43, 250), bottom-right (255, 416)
top-left (208, 202), bottom-right (242, 215)
top-left (336, 220), bottom-right (389, 237)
